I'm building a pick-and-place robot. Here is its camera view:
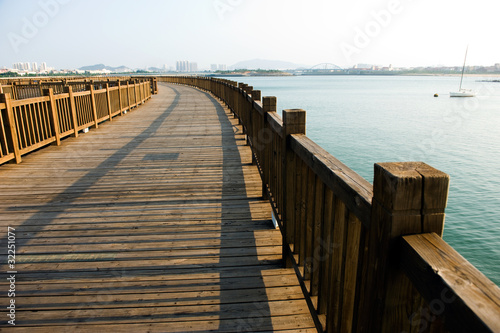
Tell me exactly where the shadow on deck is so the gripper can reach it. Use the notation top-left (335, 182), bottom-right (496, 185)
top-left (0, 83), bottom-right (316, 332)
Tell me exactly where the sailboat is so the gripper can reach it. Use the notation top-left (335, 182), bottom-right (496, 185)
top-left (450, 46), bottom-right (476, 97)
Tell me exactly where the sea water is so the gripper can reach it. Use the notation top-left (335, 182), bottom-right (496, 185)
top-left (223, 75), bottom-right (500, 285)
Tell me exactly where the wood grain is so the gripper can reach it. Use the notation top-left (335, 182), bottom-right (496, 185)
top-left (0, 83), bottom-right (315, 331)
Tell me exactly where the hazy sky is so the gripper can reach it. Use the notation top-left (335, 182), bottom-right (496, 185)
top-left (0, 0), bottom-right (498, 69)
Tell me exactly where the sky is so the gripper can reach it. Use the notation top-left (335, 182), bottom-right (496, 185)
top-left (0, 0), bottom-right (498, 70)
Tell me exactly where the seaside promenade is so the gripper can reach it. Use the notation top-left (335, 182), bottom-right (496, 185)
top-left (0, 83), bottom-right (316, 331)
top-left (1, 77), bottom-right (498, 332)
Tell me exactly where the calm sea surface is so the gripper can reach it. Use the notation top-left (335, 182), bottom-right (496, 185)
top-left (223, 75), bottom-right (500, 285)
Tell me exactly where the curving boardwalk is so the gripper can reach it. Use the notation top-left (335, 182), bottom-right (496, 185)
top-left (0, 83), bottom-right (316, 332)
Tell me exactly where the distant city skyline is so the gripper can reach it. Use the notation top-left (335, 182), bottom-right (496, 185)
top-left (0, 0), bottom-right (498, 70)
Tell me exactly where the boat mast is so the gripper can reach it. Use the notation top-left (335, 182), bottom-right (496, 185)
top-left (459, 45), bottom-right (469, 90)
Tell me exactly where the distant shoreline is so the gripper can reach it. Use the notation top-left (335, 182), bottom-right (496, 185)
top-left (212, 72), bottom-right (500, 78)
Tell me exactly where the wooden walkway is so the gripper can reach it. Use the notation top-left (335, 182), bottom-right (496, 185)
top-left (0, 83), bottom-right (316, 332)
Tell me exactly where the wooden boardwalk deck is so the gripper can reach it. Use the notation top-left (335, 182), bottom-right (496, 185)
top-left (0, 83), bottom-right (316, 332)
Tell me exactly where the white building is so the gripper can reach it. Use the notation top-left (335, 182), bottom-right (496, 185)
top-left (176, 60), bottom-right (198, 72)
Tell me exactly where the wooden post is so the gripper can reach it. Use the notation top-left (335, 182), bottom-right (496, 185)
top-left (153, 78), bottom-right (158, 94)
top-left (64, 86), bottom-right (78, 138)
top-left (1, 93), bottom-right (21, 163)
top-left (134, 81), bottom-right (138, 106)
top-left (261, 96), bottom-right (276, 199)
top-left (252, 90), bottom-right (261, 102)
top-left (88, 84), bottom-right (98, 129)
top-left (43, 88), bottom-right (61, 146)
top-left (105, 83), bottom-right (112, 121)
top-left (358, 162), bottom-right (449, 332)
top-left (117, 80), bottom-right (123, 115)
top-left (282, 109), bottom-right (306, 267)
top-left (126, 81), bottom-right (131, 111)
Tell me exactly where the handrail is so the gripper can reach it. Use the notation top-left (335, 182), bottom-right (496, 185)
top-left (401, 233), bottom-right (500, 333)
top-left (158, 76), bottom-right (500, 333)
top-left (0, 78), bottom-right (155, 165)
top-left (0, 76), bottom-right (158, 100)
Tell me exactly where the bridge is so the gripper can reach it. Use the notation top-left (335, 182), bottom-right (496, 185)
top-left (302, 63), bottom-right (345, 74)
top-left (0, 76), bottom-right (499, 332)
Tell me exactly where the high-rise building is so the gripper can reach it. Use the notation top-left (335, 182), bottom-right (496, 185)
top-left (32, 62), bottom-right (38, 72)
top-left (218, 64), bottom-right (227, 71)
top-left (176, 60), bottom-right (197, 72)
top-left (40, 62), bottom-right (47, 72)
top-left (211, 64), bottom-right (218, 71)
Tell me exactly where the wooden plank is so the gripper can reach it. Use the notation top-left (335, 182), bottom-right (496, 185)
top-left (401, 233), bottom-right (500, 333)
top-left (5, 315), bottom-right (317, 332)
top-left (0, 153), bottom-right (15, 165)
top-left (10, 95), bottom-right (50, 107)
top-left (326, 195), bottom-right (347, 333)
top-left (0, 83), bottom-right (316, 331)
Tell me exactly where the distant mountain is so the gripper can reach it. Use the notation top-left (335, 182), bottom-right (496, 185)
top-left (79, 64), bottom-right (133, 72)
top-left (230, 59), bottom-right (307, 70)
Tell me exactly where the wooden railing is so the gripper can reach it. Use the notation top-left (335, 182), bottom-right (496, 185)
top-left (0, 76), bottom-right (158, 100)
top-left (0, 78), bottom-right (155, 165)
top-left (159, 76), bottom-right (500, 333)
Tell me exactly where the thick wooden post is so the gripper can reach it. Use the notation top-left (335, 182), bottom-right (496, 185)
top-left (252, 90), bottom-right (261, 102)
top-left (358, 162), bottom-right (449, 332)
top-left (64, 86), bottom-right (78, 138)
top-left (43, 88), bottom-right (61, 146)
top-left (105, 83), bottom-right (112, 121)
top-left (88, 84), bottom-right (98, 128)
top-left (261, 96), bottom-right (277, 199)
top-left (153, 78), bottom-right (158, 94)
top-left (282, 109), bottom-right (306, 267)
top-left (2, 93), bottom-right (21, 163)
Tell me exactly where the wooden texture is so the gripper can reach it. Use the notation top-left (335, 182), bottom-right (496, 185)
top-left (0, 83), bottom-right (315, 332)
top-left (156, 76), bottom-right (499, 333)
top-left (359, 162), bottom-right (450, 332)
top-left (401, 233), bottom-right (500, 333)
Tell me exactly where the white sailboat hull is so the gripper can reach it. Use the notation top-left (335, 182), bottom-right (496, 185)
top-left (450, 89), bottom-right (475, 97)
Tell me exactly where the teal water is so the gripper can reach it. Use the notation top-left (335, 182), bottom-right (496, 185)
top-left (223, 75), bottom-right (500, 285)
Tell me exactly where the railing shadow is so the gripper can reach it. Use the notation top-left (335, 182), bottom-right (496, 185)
top-left (204, 91), bottom-right (274, 331)
top-left (0, 84), bottom-right (279, 330)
